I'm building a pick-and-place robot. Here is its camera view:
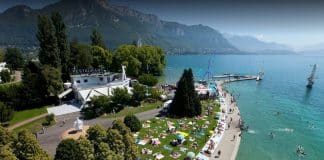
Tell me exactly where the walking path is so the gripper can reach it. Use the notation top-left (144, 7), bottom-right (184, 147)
top-left (37, 108), bottom-right (162, 156)
top-left (8, 113), bottom-right (48, 131)
top-left (211, 80), bottom-right (242, 160)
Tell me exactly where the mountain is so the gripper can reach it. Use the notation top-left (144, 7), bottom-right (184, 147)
top-left (224, 34), bottom-right (295, 54)
top-left (297, 43), bottom-right (324, 55)
top-left (0, 0), bottom-right (238, 54)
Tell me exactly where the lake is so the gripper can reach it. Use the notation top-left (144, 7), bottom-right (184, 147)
top-left (164, 55), bottom-right (324, 160)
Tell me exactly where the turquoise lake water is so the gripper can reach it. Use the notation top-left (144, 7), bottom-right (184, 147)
top-left (164, 55), bottom-right (324, 160)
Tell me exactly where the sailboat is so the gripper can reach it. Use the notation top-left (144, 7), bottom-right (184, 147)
top-left (306, 64), bottom-right (317, 88)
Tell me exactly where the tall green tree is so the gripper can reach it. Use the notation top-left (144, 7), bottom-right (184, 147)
top-left (0, 102), bottom-right (13, 123)
top-left (36, 15), bottom-right (61, 68)
top-left (0, 70), bottom-right (11, 83)
top-left (91, 46), bottom-right (112, 69)
top-left (4, 48), bottom-right (24, 70)
top-left (90, 29), bottom-right (106, 49)
top-left (22, 61), bottom-right (47, 106)
top-left (169, 68), bottom-right (201, 117)
top-left (41, 65), bottom-right (63, 96)
top-left (51, 12), bottom-right (71, 82)
top-left (70, 43), bottom-right (93, 69)
top-left (13, 130), bottom-right (50, 160)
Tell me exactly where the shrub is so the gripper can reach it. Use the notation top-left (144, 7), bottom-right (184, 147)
top-left (0, 102), bottom-right (13, 124)
top-left (0, 70), bottom-right (11, 83)
top-left (123, 114), bottom-right (141, 132)
top-left (45, 113), bottom-right (55, 125)
top-left (138, 74), bottom-right (158, 87)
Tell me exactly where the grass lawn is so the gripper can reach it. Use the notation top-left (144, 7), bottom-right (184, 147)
top-left (101, 101), bottom-right (162, 119)
top-left (9, 107), bottom-right (48, 126)
top-left (13, 117), bottom-right (55, 133)
top-left (135, 100), bottom-right (220, 160)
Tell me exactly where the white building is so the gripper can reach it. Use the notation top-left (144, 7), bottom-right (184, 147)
top-left (59, 66), bottom-right (131, 108)
top-left (0, 62), bottom-right (9, 83)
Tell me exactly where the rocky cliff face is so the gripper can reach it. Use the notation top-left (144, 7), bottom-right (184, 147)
top-left (0, 0), bottom-right (238, 54)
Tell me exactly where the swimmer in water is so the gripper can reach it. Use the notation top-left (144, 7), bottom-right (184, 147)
top-left (269, 132), bottom-right (275, 139)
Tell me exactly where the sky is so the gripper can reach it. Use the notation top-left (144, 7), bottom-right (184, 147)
top-left (1, 0), bottom-right (324, 50)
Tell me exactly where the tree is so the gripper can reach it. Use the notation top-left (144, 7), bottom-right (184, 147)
top-left (0, 48), bottom-right (4, 62)
top-left (132, 84), bottom-right (146, 102)
top-left (112, 45), bottom-right (165, 77)
top-left (124, 114), bottom-right (141, 132)
top-left (4, 48), bottom-right (24, 70)
top-left (138, 74), bottom-right (158, 86)
top-left (36, 15), bottom-right (60, 68)
top-left (13, 130), bottom-right (50, 160)
top-left (77, 137), bottom-right (95, 160)
top-left (111, 120), bottom-right (137, 160)
top-left (105, 128), bottom-right (125, 154)
top-left (70, 43), bottom-right (93, 69)
top-left (95, 142), bottom-right (123, 160)
top-left (87, 125), bottom-right (107, 145)
top-left (122, 134), bottom-right (137, 160)
top-left (0, 145), bottom-right (17, 160)
top-left (0, 102), bottom-right (13, 124)
top-left (0, 70), bottom-right (11, 83)
top-left (55, 139), bottom-right (80, 160)
top-left (41, 65), bottom-right (63, 96)
top-left (51, 12), bottom-right (71, 82)
top-left (0, 126), bottom-right (14, 146)
top-left (169, 68), bottom-right (201, 117)
top-left (83, 96), bottom-right (111, 119)
top-left (90, 29), bottom-right (106, 49)
top-left (111, 88), bottom-right (131, 109)
top-left (22, 61), bottom-right (47, 107)
top-left (91, 46), bottom-right (112, 69)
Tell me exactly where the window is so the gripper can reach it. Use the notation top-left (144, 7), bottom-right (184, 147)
top-left (76, 80), bottom-right (80, 83)
top-left (99, 77), bottom-right (103, 81)
top-left (84, 79), bottom-right (88, 83)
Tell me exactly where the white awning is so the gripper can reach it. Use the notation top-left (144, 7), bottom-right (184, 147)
top-left (58, 89), bottom-right (73, 99)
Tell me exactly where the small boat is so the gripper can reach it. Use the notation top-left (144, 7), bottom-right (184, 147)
top-left (306, 64), bottom-right (317, 88)
top-left (256, 71), bottom-right (264, 81)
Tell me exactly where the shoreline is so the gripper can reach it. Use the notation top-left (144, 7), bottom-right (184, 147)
top-left (211, 80), bottom-right (242, 160)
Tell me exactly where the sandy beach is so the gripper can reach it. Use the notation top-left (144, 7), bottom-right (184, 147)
top-left (211, 80), bottom-right (242, 160)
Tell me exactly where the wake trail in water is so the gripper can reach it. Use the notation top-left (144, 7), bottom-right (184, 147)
top-left (274, 128), bottom-right (294, 132)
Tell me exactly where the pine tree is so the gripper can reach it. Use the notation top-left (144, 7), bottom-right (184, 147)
top-left (36, 15), bottom-right (61, 68)
top-left (169, 68), bottom-right (201, 117)
top-left (51, 12), bottom-right (71, 82)
top-left (90, 29), bottom-right (106, 49)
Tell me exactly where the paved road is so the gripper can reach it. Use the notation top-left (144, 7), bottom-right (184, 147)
top-left (37, 108), bottom-right (162, 156)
